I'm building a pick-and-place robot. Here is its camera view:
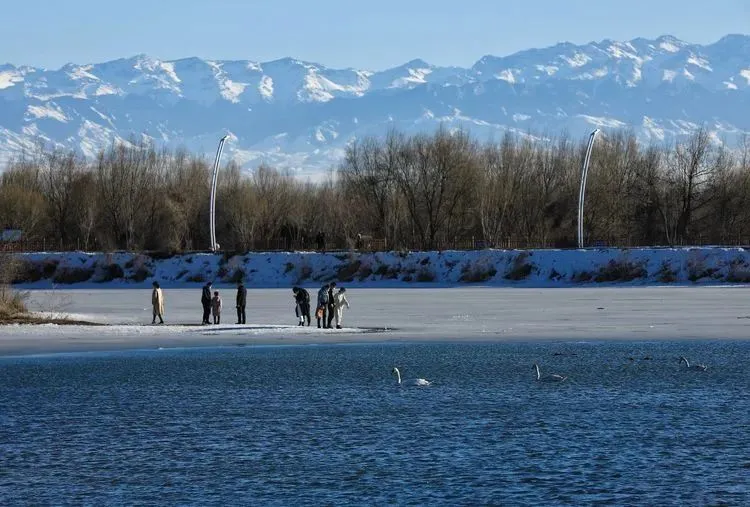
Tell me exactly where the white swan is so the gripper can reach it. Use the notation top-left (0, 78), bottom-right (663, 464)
top-left (680, 356), bottom-right (707, 371)
top-left (391, 367), bottom-right (431, 386)
top-left (533, 363), bottom-right (567, 382)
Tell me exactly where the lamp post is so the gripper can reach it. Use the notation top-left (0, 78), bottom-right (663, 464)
top-left (209, 135), bottom-right (229, 251)
top-left (577, 128), bottom-right (600, 249)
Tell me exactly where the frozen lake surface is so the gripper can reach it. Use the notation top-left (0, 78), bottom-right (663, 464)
top-left (1, 286), bottom-right (750, 355)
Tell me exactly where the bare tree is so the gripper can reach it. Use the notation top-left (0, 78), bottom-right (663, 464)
top-left (164, 150), bottom-right (211, 250)
top-left (70, 172), bottom-right (99, 250)
top-left (476, 133), bottom-right (529, 247)
top-left (95, 140), bottom-right (159, 249)
top-left (339, 131), bottom-right (402, 244)
top-left (394, 129), bottom-right (478, 249)
top-left (658, 129), bottom-right (713, 245)
top-left (252, 164), bottom-right (296, 245)
top-left (0, 161), bottom-right (47, 240)
top-left (40, 149), bottom-right (84, 245)
top-left (218, 161), bottom-right (258, 251)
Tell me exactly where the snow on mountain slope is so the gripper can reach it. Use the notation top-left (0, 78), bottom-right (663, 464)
top-left (0, 34), bottom-right (748, 176)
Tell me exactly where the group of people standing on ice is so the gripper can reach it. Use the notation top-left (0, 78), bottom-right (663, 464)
top-left (200, 282), bottom-right (228, 324)
top-left (198, 281), bottom-right (247, 325)
top-left (292, 282), bottom-right (350, 328)
top-left (150, 279), bottom-right (350, 328)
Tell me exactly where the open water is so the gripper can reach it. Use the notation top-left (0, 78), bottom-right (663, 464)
top-left (1, 340), bottom-right (748, 506)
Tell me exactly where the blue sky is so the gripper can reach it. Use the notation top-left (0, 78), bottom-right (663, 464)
top-left (3, 0), bottom-right (748, 69)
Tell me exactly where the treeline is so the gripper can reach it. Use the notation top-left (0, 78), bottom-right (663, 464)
top-left (1, 128), bottom-right (749, 252)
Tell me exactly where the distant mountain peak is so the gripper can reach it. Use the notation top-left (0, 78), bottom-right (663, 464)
top-left (402, 58), bottom-right (431, 68)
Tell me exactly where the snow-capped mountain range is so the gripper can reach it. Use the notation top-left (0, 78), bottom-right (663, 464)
top-left (1, 34), bottom-right (749, 176)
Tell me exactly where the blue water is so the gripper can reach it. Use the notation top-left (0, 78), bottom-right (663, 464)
top-left (1, 341), bottom-right (748, 506)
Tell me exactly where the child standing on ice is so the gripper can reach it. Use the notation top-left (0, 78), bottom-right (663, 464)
top-left (333, 287), bottom-right (350, 329)
top-left (211, 291), bottom-right (223, 325)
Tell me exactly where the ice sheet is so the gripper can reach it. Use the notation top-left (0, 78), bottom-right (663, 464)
top-left (2, 286), bottom-right (749, 355)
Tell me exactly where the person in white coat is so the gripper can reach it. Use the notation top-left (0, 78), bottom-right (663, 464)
top-left (211, 291), bottom-right (223, 325)
top-left (333, 287), bottom-right (350, 329)
top-left (151, 281), bottom-right (164, 324)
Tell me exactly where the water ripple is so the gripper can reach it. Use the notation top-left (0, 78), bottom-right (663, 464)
top-left (1, 341), bottom-right (748, 505)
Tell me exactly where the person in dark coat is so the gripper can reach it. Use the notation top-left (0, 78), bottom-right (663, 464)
top-left (326, 281), bottom-right (337, 329)
top-left (236, 280), bottom-right (247, 324)
top-left (316, 284), bottom-right (329, 328)
top-left (293, 286), bottom-right (311, 326)
top-left (201, 282), bottom-right (212, 325)
top-left (316, 231), bottom-right (327, 252)
top-left (300, 286), bottom-right (311, 326)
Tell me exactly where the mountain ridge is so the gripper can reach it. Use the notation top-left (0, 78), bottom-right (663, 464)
top-left (1, 34), bottom-right (749, 177)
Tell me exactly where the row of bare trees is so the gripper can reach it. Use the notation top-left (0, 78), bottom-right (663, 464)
top-left (1, 128), bottom-right (749, 252)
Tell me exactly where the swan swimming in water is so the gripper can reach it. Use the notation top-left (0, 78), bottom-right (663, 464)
top-left (679, 356), bottom-right (707, 371)
top-left (391, 367), bottom-right (431, 386)
top-left (533, 363), bottom-right (567, 382)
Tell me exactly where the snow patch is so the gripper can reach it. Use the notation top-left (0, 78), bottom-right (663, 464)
top-left (628, 66), bottom-right (642, 85)
top-left (496, 69), bottom-right (516, 83)
top-left (220, 80), bottom-right (248, 103)
top-left (77, 120), bottom-right (118, 158)
top-left (573, 68), bottom-right (608, 80)
top-left (300, 72), bottom-right (369, 102)
top-left (642, 116), bottom-right (665, 141)
top-left (740, 69), bottom-right (750, 85)
top-left (659, 41), bottom-right (681, 53)
top-left (535, 65), bottom-right (559, 76)
top-left (130, 56), bottom-right (181, 93)
top-left (158, 61), bottom-right (181, 83)
top-left (94, 84), bottom-right (120, 96)
top-left (259, 75), bottom-right (274, 99)
top-left (0, 70), bottom-right (24, 89)
top-left (593, 68), bottom-right (609, 78)
top-left (579, 115), bottom-right (627, 128)
top-left (562, 53), bottom-right (591, 68)
top-left (67, 65), bottom-right (99, 81)
top-left (708, 131), bottom-right (723, 145)
top-left (662, 69), bottom-right (677, 82)
top-left (390, 67), bottom-right (432, 88)
top-left (687, 55), bottom-right (712, 72)
top-left (607, 43), bottom-right (642, 63)
top-left (89, 107), bottom-right (117, 129)
top-left (26, 104), bottom-right (68, 123)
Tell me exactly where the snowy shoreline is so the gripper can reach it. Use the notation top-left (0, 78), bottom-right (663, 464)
top-left (10, 247), bottom-right (750, 289)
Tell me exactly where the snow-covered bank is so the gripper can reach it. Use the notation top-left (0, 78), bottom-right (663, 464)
top-left (10, 247), bottom-right (750, 289)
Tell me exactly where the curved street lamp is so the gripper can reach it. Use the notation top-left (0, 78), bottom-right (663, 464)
top-left (209, 135), bottom-right (229, 251)
top-left (577, 128), bottom-right (600, 249)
